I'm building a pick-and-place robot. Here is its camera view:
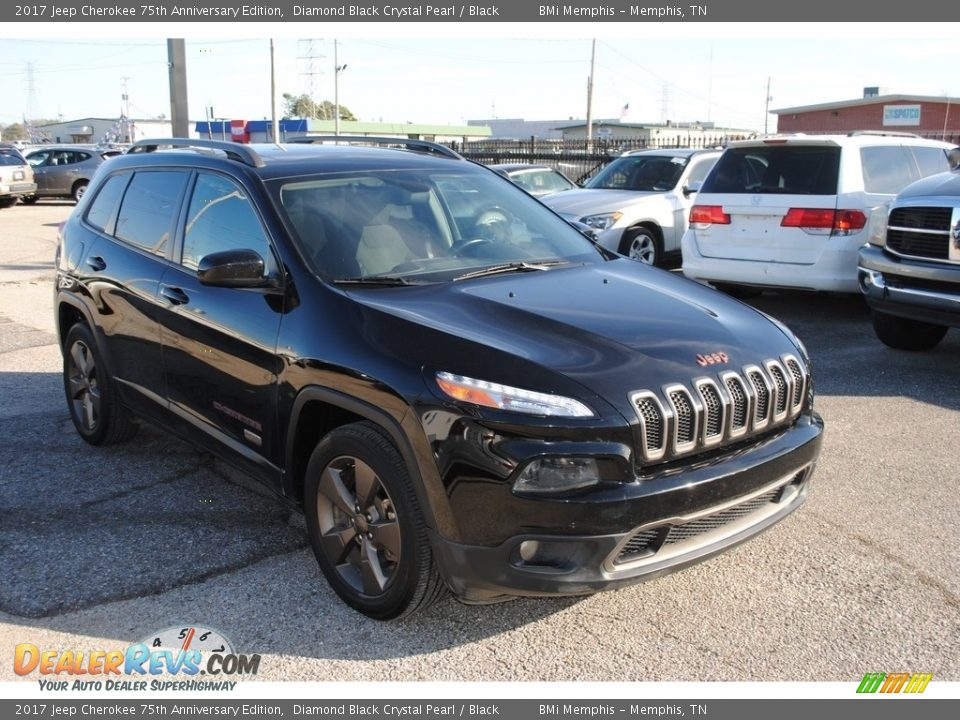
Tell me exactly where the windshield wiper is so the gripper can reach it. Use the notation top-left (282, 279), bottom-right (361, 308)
top-left (453, 260), bottom-right (566, 282)
top-left (334, 275), bottom-right (428, 287)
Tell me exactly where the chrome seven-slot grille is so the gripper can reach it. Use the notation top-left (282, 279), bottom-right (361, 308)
top-left (629, 355), bottom-right (807, 464)
top-left (886, 206), bottom-right (955, 262)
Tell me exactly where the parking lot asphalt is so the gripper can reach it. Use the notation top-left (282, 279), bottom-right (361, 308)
top-left (1, 201), bottom-right (958, 683)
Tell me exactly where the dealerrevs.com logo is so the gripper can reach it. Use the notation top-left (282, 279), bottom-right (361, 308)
top-left (14, 626), bottom-right (260, 691)
top-left (857, 672), bottom-right (933, 694)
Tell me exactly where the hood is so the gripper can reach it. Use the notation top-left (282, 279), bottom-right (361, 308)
top-left (897, 169), bottom-right (960, 200)
top-left (542, 188), bottom-right (663, 218)
top-left (348, 261), bottom-right (801, 416)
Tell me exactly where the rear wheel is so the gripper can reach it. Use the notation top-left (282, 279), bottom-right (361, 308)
top-left (872, 311), bottom-right (948, 351)
top-left (620, 227), bottom-right (661, 266)
top-left (304, 422), bottom-right (445, 619)
top-left (62, 323), bottom-right (138, 445)
top-left (0, 197), bottom-right (17, 209)
top-left (21, 195), bottom-right (39, 205)
top-left (72, 181), bottom-right (89, 203)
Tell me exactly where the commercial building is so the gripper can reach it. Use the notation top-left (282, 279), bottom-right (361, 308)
top-left (773, 91), bottom-right (959, 138)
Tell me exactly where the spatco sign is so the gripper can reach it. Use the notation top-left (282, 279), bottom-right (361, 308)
top-left (882, 105), bottom-right (921, 127)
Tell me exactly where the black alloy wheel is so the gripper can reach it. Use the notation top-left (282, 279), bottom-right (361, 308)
top-left (63, 324), bottom-right (137, 445)
top-left (304, 422), bottom-right (445, 619)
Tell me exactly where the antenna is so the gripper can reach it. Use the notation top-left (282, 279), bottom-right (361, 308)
top-left (25, 61), bottom-right (39, 139)
top-left (298, 38), bottom-right (324, 119)
top-left (764, 77), bottom-right (773, 135)
top-left (659, 83), bottom-right (671, 124)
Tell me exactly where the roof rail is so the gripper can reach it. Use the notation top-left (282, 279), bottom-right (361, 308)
top-left (847, 130), bottom-right (920, 138)
top-left (285, 135), bottom-right (463, 160)
top-left (128, 138), bottom-right (265, 168)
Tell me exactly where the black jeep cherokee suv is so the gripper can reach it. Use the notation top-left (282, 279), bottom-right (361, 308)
top-left (55, 138), bottom-right (824, 619)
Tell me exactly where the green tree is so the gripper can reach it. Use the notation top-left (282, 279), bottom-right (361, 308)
top-left (281, 94), bottom-right (356, 121)
top-left (0, 123), bottom-right (28, 141)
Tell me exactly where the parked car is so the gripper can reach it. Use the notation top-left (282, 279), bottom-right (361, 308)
top-left (24, 145), bottom-right (115, 203)
top-left (682, 133), bottom-right (957, 294)
top-left (0, 144), bottom-right (37, 208)
top-left (488, 163), bottom-right (578, 198)
top-left (55, 137), bottom-right (822, 619)
top-left (541, 148), bottom-right (721, 266)
top-left (858, 148), bottom-right (960, 350)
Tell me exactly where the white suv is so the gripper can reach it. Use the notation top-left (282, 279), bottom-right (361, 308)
top-left (681, 133), bottom-right (956, 293)
top-left (542, 148), bottom-right (720, 266)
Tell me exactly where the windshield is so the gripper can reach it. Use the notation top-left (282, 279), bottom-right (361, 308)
top-left (272, 167), bottom-right (601, 283)
top-left (586, 154), bottom-right (688, 191)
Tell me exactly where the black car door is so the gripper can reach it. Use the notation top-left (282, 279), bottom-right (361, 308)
top-left (80, 169), bottom-right (190, 420)
top-left (155, 170), bottom-right (286, 485)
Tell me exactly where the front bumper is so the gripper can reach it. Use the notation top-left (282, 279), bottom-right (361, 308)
top-left (858, 244), bottom-right (960, 328)
top-left (432, 412), bottom-right (823, 602)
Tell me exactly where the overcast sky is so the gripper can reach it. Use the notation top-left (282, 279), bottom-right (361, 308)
top-left (1, 24), bottom-right (956, 133)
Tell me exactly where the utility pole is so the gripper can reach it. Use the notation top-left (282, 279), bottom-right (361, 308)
top-left (334, 40), bottom-right (347, 136)
top-left (764, 77), bottom-right (772, 135)
top-left (167, 39), bottom-right (189, 138)
top-left (586, 39), bottom-right (596, 144)
top-left (270, 39), bottom-right (280, 143)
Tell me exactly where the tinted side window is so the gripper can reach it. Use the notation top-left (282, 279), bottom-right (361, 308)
top-left (910, 146), bottom-right (950, 179)
top-left (115, 171), bottom-right (188, 256)
top-left (182, 173), bottom-right (272, 271)
top-left (860, 146), bottom-right (919, 194)
top-left (702, 146), bottom-right (840, 195)
top-left (85, 174), bottom-right (129, 233)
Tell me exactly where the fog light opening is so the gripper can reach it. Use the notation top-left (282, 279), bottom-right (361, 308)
top-left (512, 539), bottom-right (577, 570)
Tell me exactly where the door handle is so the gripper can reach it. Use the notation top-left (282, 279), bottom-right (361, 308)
top-left (85, 255), bottom-right (106, 271)
top-left (160, 285), bottom-right (190, 305)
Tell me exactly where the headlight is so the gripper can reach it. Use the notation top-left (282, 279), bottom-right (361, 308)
top-left (866, 203), bottom-right (890, 247)
top-left (580, 211), bottom-right (623, 231)
top-left (513, 457), bottom-right (601, 494)
top-left (435, 372), bottom-right (594, 418)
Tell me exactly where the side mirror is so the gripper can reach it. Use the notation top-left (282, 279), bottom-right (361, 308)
top-left (197, 249), bottom-right (275, 288)
top-left (949, 147), bottom-right (960, 171)
top-left (682, 181), bottom-right (703, 198)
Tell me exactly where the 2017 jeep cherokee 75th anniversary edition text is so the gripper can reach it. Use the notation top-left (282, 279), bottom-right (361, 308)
top-left (55, 138), bottom-right (823, 619)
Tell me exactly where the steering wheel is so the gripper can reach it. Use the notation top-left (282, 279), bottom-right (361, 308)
top-left (473, 206), bottom-right (511, 235)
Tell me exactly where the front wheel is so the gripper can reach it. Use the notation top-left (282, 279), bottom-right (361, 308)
top-left (304, 422), bottom-right (445, 619)
top-left (620, 228), bottom-right (661, 266)
top-left (62, 323), bottom-right (138, 445)
top-left (871, 311), bottom-right (948, 351)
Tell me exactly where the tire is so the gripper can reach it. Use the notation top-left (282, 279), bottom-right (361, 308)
top-left (871, 311), bottom-right (948, 351)
top-left (72, 181), bottom-right (89, 203)
top-left (620, 227), bottom-right (661, 266)
top-left (62, 323), bottom-right (138, 445)
top-left (304, 421), bottom-right (445, 620)
top-left (21, 195), bottom-right (39, 205)
top-left (0, 197), bottom-right (17, 209)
